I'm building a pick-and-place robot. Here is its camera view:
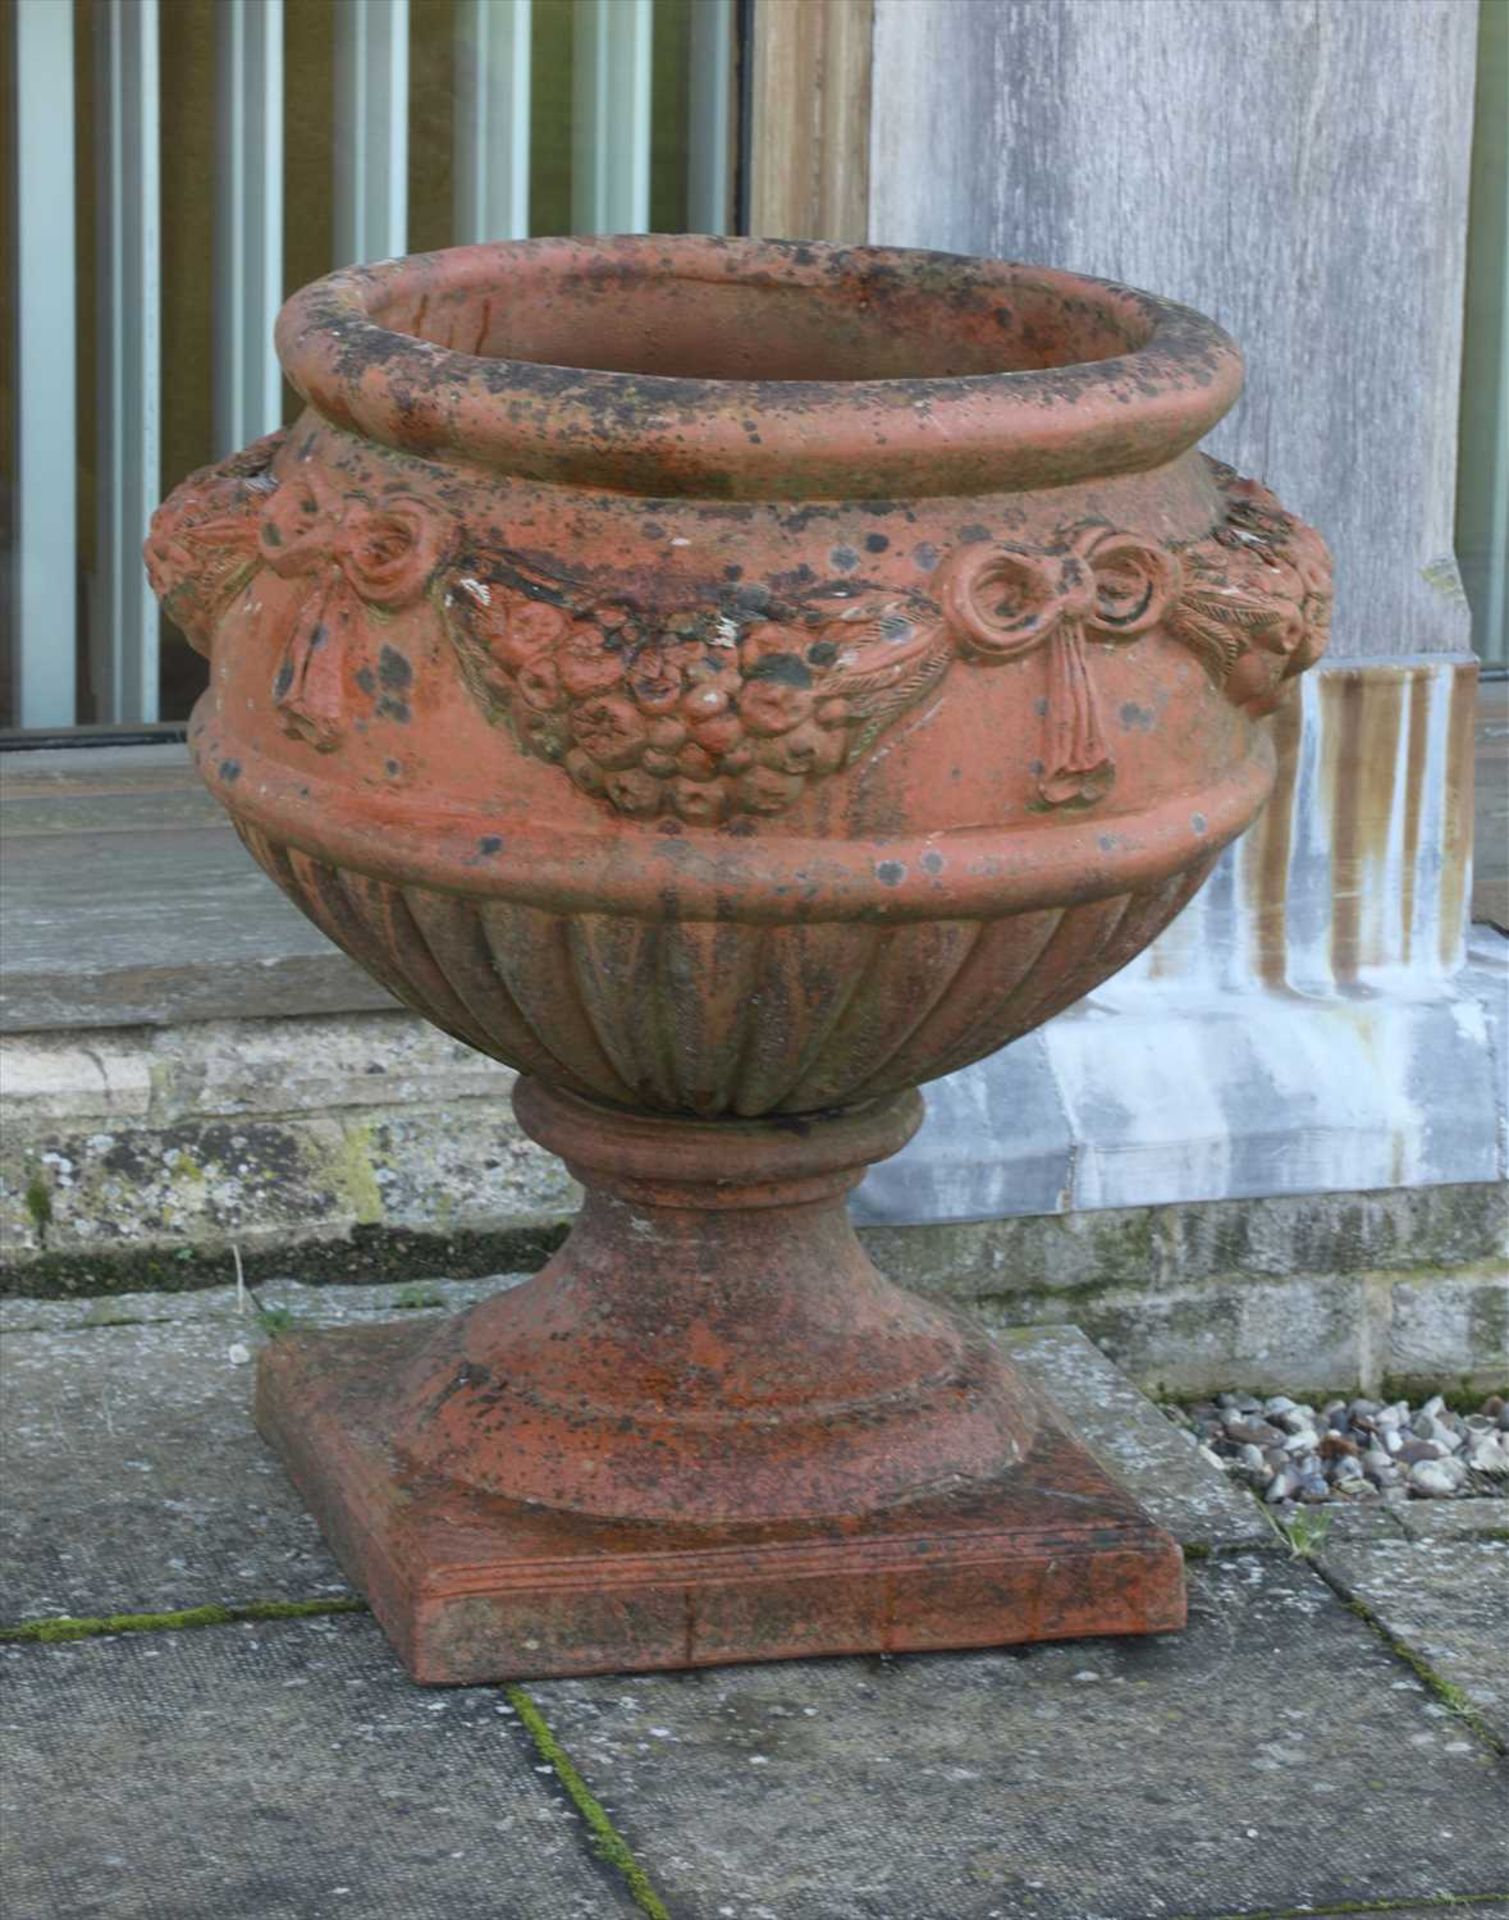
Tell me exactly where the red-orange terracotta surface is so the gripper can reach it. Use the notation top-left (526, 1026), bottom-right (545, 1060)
top-left (149, 237), bottom-right (1329, 1682)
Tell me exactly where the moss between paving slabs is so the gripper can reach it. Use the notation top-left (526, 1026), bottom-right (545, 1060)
top-left (505, 1685), bottom-right (672, 1920)
top-left (0, 1597), bottom-right (369, 1645)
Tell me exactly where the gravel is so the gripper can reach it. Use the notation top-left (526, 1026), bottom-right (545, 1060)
top-left (1167, 1391), bottom-right (1509, 1512)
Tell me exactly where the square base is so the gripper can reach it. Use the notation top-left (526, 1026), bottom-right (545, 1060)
top-left (257, 1321), bottom-right (1186, 1684)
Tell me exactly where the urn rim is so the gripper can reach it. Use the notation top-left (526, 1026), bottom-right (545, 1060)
top-left (274, 234), bottom-right (1243, 501)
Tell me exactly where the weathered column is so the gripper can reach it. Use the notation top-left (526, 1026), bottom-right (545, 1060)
top-left (859, 3), bottom-right (1502, 1271)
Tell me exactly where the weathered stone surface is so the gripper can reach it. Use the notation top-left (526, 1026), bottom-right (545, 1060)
top-left (1389, 1270), bottom-right (1509, 1394)
top-left (0, 1284), bottom-right (244, 1335)
top-left (1304, 1503), bottom-right (1412, 1548)
top-left (530, 1554), bottom-right (1509, 1919)
top-left (0, 746), bottom-right (394, 1035)
top-left (868, 1179), bottom-right (1509, 1398)
top-left (0, 1038), bottom-right (153, 1121)
top-left (255, 1274), bottom-right (522, 1324)
top-left (1318, 1531), bottom-right (1509, 1744)
top-left (861, 1177), bottom-right (1509, 1294)
top-left (1, 1013), bottom-right (574, 1265)
top-left (0, 1320), bottom-right (346, 1619)
top-left (1397, 1499), bottom-right (1509, 1543)
top-left (363, 1108), bottom-right (579, 1234)
top-left (1, 1615), bottom-right (630, 1918)
top-left (1007, 1271), bottom-right (1371, 1400)
top-left (142, 1011), bottom-right (516, 1120)
top-left (998, 1324), bottom-right (1271, 1549)
top-left (1, 1111), bottom-right (361, 1262)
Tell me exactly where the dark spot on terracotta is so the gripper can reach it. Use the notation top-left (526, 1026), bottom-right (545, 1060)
top-left (273, 662), bottom-right (294, 698)
top-left (218, 759), bottom-right (241, 784)
top-left (961, 524), bottom-right (991, 544)
top-left (830, 547), bottom-right (860, 572)
top-left (864, 533), bottom-right (889, 553)
top-left (723, 564), bottom-right (744, 582)
top-left (913, 543), bottom-right (939, 572)
top-left (1192, 812), bottom-right (1208, 836)
top-left (385, 758), bottom-right (402, 777)
top-left (261, 523), bottom-right (283, 547)
top-left (1119, 702), bottom-right (1155, 731)
top-left (379, 645), bottom-right (413, 691)
top-left (1098, 834), bottom-right (1116, 853)
top-left (355, 666), bottom-right (377, 695)
top-left (876, 860), bottom-right (905, 887)
top-left (921, 849), bottom-right (944, 874)
top-left (1033, 696), bottom-right (1050, 717)
top-left (376, 696), bottom-right (412, 724)
top-left (478, 835), bottom-right (503, 855)
top-left (807, 639), bottom-right (838, 667)
top-left (747, 653), bottom-right (812, 689)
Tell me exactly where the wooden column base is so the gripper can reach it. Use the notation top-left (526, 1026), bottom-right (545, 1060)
top-left (255, 1081), bottom-right (1185, 1683)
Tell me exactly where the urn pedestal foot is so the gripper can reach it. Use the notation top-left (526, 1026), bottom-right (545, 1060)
top-left (256, 1080), bottom-right (1184, 1682)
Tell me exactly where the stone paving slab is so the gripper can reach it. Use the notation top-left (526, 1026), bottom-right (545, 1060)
top-left (0, 1612), bottom-right (631, 1919)
top-left (0, 1320), bottom-right (348, 1620)
top-left (1317, 1529), bottom-right (1509, 1745)
top-left (998, 1324), bottom-right (1272, 1550)
top-left (0, 1282), bottom-right (544, 1620)
top-left (529, 1552), bottom-right (1509, 1920)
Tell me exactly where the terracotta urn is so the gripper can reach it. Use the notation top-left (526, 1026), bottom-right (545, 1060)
top-left (147, 236), bottom-right (1329, 1682)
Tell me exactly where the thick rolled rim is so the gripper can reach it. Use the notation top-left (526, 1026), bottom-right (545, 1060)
top-left (274, 234), bottom-right (1243, 500)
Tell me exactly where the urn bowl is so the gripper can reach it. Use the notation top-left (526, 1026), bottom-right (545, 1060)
top-left (149, 236), bottom-right (1328, 1118)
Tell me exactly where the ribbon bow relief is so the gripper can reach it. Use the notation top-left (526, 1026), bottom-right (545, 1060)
top-left (257, 472), bottom-right (451, 750)
top-left (935, 527), bottom-right (1181, 807)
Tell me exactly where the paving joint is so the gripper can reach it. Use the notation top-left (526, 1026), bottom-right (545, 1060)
top-left (0, 1595), bottom-right (369, 1645)
top-left (505, 1684), bottom-right (674, 1920)
top-left (1302, 1553), bottom-right (1508, 1756)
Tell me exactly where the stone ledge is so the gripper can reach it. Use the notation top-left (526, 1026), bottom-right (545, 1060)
top-left (0, 744), bottom-right (394, 1033)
